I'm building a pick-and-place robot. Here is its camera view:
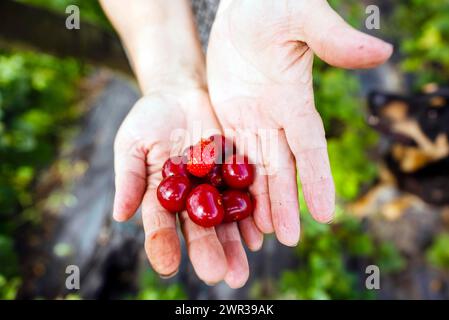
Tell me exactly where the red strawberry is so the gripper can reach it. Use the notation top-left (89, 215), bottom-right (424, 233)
top-left (186, 138), bottom-right (217, 177)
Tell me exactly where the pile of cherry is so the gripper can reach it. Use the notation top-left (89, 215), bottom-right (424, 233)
top-left (156, 135), bottom-right (255, 228)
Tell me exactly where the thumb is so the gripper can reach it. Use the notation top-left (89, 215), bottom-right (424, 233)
top-left (113, 138), bottom-right (147, 222)
top-left (301, 0), bottom-right (393, 69)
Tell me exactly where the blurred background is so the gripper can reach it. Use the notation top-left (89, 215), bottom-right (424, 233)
top-left (1, 0), bottom-right (448, 300)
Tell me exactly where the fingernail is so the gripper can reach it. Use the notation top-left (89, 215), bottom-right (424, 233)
top-left (280, 236), bottom-right (300, 247)
top-left (305, 180), bottom-right (335, 224)
top-left (316, 215), bottom-right (334, 224)
top-left (384, 42), bottom-right (394, 54)
top-left (249, 239), bottom-right (264, 252)
top-left (159, 269), bottom-right (179, 280)
top-left (112, 212), bottom-right (123, 222)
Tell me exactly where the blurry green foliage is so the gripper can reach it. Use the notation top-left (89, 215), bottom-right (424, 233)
top-left (388, 0), bottom-right (449, 86)
top-left (0, 50), bottom-right (85, 299)
top-left (135, 270), bottom-right (186, 300)
top-left (0, 275), bottom-right (21, 300)
top-left (255, 192), bottom-right (405, 300)
top-left (0, 51), bottom-right (83, 216)
top-left (0, 235), bottom-right (21, 299)
top-left (426, 233), bottom-right (449, 270)
top-left (17, 0), bottom-right (110, 29)
top-left (328, 0), bottom-right (364, 27)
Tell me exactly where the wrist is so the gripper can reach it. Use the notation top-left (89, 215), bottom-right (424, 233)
top-left (138, 69), bottom-right (207, 97)
top-left (103, 0), bottom-right (206, 95)
top-left (124, 25), bottom-right (206, 95)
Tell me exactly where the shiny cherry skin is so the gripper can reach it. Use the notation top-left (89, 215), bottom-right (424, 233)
top-left (222, 190), bottom-right (253, 223)
top-left (162, 156), bottom-right (188, 178)
top-left (157, 176), bottom-right (191, 213)
top-left (222, 155), bottom-right (255, 189)
top-left (206, 164), bottom-right (224, 188)
top-left (186, 184), bottom-right (224, 228)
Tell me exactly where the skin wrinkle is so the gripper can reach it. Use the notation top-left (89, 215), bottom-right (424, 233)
top-left (217, 225), bottom-right (241, 243)
top-left (179, 212), bottom-right (217, 243)
top-left (143, 204), bottom-right (174, 232)
top-left (187, 228), bottom-right (216, 244)
top-left (122, 168), bottom-right (146, 184)
top-left (281, 42), bottom-right (310, 74)
top-left (145, 226), bottom-right (177, 239)
top-left (146, 175), bottom-right (162, 191)
top-left (250, 190), bottom-right (269, 197)
top-left (114, 137), bottom-right (144, 165)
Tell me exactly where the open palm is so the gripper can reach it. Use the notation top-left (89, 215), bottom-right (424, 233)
top-left (207, 0), bottom-right (393, 245)
top-left (113, 89), bottom-right (261, 287)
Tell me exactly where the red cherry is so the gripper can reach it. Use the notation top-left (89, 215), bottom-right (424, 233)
top-left (209, 134), bottom-right (236, 164)
top-left (222, 155), bottom-right (255, 189)
top-left (186, 184), bottom-right (224, 228)
top-left (222, 190), bottom-right (253, 223)
top-left (186, 138), bottom-right (217, 177)
top-left (162, 156), bottom-right (188, 178)
top-left (206, 164), bottom-right (224, 188)
top-left (157, 176), bottom-right (191, 213)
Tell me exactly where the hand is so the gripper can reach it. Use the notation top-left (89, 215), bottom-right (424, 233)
top-left (207, 0), bottom-right (393, 245)
top-left (102, 0), bottom-right (261, 288)
top-left (113, 88), bottom-right (262, 288)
